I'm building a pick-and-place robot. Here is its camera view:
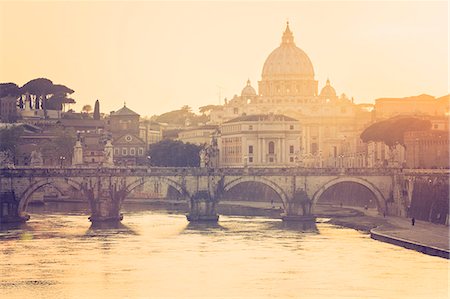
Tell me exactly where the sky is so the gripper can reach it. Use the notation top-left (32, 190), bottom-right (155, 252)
top-left (0, 1), bottom-right (448, 116)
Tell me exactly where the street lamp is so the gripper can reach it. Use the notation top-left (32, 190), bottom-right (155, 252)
top-left (147, 155), bottom-right (151, 167)
top-left (59, 156), bottom-right (66, 168)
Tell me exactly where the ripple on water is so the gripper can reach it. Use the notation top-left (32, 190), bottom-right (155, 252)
top-left (0, 210), bottom-right (448, 299)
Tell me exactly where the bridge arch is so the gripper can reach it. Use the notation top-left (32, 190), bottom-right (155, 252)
top-left (311, 177), bottom-right (385, 211)
top-left (222, 177), bottom-right (288, 208)
top-left (18, 177), bottom-right (82, 214)
top-left (125, 176), bottom-right (187, 201)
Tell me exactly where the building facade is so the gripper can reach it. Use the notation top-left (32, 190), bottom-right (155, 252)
top-left (109, 105), bottom-right (147, 166)
top-left (177, 125), bottom-right (219, 145)
top-left (209, 22), bottom-right (372, 167)
top-left (219, 114), bottom-right (301, 167)
top-left (404, 130), bottom-right (449, 168)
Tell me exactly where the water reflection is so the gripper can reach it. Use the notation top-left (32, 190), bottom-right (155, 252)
top-left (0, 207), bottom-right (448, 299)
top-left (182, 220), bottom-right (227, 234)
top-left (85, 221), bottom-right (138, 236)
top-left (269, 219), bottom-right (318, 232)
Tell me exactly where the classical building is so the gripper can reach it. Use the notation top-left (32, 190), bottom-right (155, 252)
top-left (0, 96), bottom-right (19, 122)
top-left (367, 95), bottom-right (449, 169)
top-left (139, 121), bottom-right (163, 150)
top-left (108, 104), bottom-right (147, 166)
top-left (210, 22), bottom-right (372, 167)
top-left (177, 125), bottom-right (219, 145)
top-left (404, 130), bottom-right (449, 168)
top-left (374, 94), bottom-right (449, 120)
top-left (219, 114), bottom-right (301, 167)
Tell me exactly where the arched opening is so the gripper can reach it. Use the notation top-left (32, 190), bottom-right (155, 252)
top-left (125, 177), bottom-right (186, 203)
top-left (268, 141), bottom-right (275, 154)
top-left (221, 178), bottom-right (287, 210)
top-left (316, 182), bottom-right (378, 209)
top-left (18, 178), bottom-right (83, 217)
top-left (123, 177), bottom-right (187, 214)
top-left (312, 178), bottom-right (386, 216)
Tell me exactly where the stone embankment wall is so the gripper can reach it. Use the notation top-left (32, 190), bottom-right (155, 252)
top-left (409, 176), bottom-right (449, 225)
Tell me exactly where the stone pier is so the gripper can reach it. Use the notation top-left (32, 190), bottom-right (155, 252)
top-left (81, 177), bottom-right (126, 222)
top-left (186, 190), bottom-right (219, 221)
top-left (281, 190), bottom-right (316, 222)
top-left (0, 191), bottom-right (30, 223)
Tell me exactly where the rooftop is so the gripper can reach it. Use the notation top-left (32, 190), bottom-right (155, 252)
top-left (224, 114), bottom-right (298, 124)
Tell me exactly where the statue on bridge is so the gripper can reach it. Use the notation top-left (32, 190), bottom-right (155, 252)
top-left (30, 150), bottom-right (43, 167)
top-left (103, 140), bottom-right (114, 167)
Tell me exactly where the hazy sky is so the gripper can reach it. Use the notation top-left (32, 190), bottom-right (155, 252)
top-left (0, 1), bottom-right (448, 116)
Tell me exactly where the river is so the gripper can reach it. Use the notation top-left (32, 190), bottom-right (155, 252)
top-left (0, 203), bottom-right (448, 299)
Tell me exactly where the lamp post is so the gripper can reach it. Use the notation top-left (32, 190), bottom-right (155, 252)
top-left (59, 156), bottom-right (66, 168)
top-left (147, 155), bottom-right (151, 167)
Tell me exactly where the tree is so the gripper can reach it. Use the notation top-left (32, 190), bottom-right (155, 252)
top-left (199, 104), bottom-right (221, 115)
top-left (0, 126), bottom-right (24, 160)
top-left (40, 128), bottom-right (76, 164)
top-left (93, 100), bottom-right (100, 120)
top-left (82, 104), bottom-right (92, 114)
top-left (155, 107), bottom-right (210, 127)
top-left (0, 83), bottom-right (20, 98)
top-left (148, 139), bottom-right (202, 167)
top-left (47, 84), bottom-right (75, 111)
top-left (20, 79), bottom-right (75, 113)
top-left (20, 78), bottom-right (54, 117)
top-left (361, 117), bottom-right (432, 148)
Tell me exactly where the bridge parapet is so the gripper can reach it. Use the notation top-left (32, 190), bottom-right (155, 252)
top-left (1, 166), bottom-right (403, 178)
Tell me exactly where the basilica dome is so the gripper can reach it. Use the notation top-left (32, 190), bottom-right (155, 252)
top-left (241, 79), bottom-right (257, 97)
top-left (261, 22), bottom-right (315, 80)
top-left (319, 79), bottom-right (337, 99)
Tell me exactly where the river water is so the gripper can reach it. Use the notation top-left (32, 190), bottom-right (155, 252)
top-left (0, 204), bottom-right (448, 299)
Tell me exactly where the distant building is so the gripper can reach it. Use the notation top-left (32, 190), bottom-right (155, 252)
top-left (219, 114), bottom-right (301, 167)
top-left (0, 96), bottom-right (19, 122)
top-left (139, 121), bottom-right (163, 149)
top-left (177, 125), bottom-right (219, 145)
top-left (109, 104), bottom-right (147, 166)
top-left (404, 130), bottom-right (449, 168)
top-left (209, 23), bottom-right (372, 166)
top-left (374, 94), bottom-right (449, 120)
top-left (81, 132), bottom-right (107, 166)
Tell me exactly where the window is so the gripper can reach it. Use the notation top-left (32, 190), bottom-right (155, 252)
top-left (289, 125), bottom-right (294, 130)
top-left (248, 157), bottom-right (253, 163)
top-left (122, 148), bottom-right (128, 156)
top-left (268, 141), bottom-right (275, 154)
top-left (130, 148), bottom-right (136, 156)
top-left (289, 145), bottom-right (294, 154)
top-left (233, 108), bottom-right (239, 114)
top-left (269, 157), bottom-right (274, 163)
top-left (114, 148), bottom-right (119, 155)
top-left (138, 148), bottom-right (144, 156)
top-left (311, 143), bottom-right (318, 155)
top-left (248, 145), bottom-right (253, 154)
top-left (249, 125), bottom-right (253, 130)
top-left (290, 157), bottom-right (294, 162)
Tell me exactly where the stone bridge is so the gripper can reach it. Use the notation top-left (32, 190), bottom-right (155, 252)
top-left (1, 166), bottom-right (444, 223)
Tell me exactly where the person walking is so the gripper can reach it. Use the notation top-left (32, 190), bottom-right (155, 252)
top-left (411, 217), bottom-right (415, 226)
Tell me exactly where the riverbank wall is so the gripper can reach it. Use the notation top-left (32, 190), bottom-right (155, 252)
top-left (370, 229), bottom-right (449, 259)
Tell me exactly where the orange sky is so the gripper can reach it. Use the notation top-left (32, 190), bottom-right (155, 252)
top-left (0, 1), bottom-right (448, 116)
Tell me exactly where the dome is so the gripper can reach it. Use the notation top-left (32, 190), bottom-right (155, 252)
top-left (241, 79), bottom-right (257, 97)
top-left (261, 22), bottom-right (314, 79)
top-left (319, 79), bottom-right (337, 98)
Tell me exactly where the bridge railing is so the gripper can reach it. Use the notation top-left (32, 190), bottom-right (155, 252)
top-left (0, 166), bottom-right (404, 177)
